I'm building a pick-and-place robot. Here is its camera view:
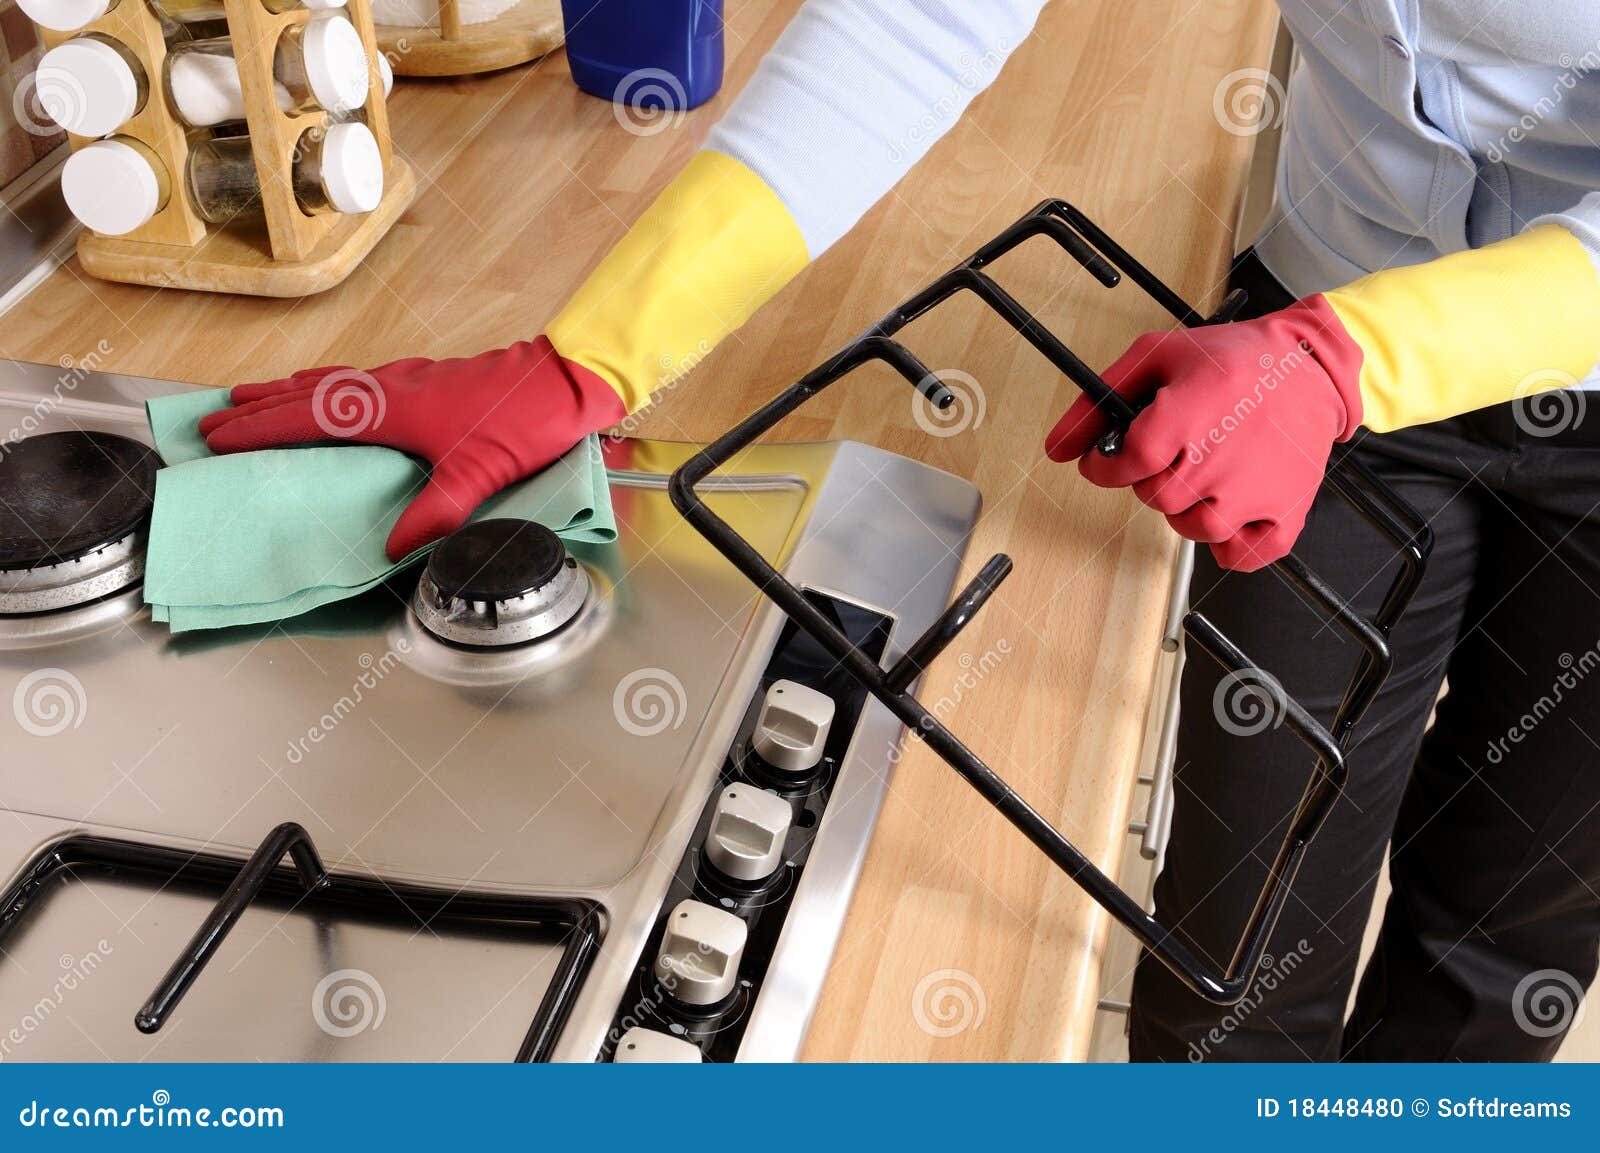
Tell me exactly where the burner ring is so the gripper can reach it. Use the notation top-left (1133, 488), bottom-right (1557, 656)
top-left (413, 562), bottom-right (590, 648)
top-left (411, 520), bottom-right (591, 648)
top-left (0, 530), bottom-right (146, 614)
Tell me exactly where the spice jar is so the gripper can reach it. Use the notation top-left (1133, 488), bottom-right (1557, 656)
top-left (13, 0), bottom-right (116, 33)
top-left (16, 0), bottom-right (338, 32)
top-left (145, 0), bottom-right (342, 26)
top-left (34, 33), bottom-right (147, 137)
top-left (165, 15), bottom-right (370, 128)
top-left (185, 120), bottom-right (383, 222)
top-left (60, 136), bottom-right (170, 235)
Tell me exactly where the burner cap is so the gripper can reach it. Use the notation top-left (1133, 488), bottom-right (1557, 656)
top-left (413, 519), bottom-right (590, 648)
top-left (0, 431), bottom-right (158, 568)
top-left (426, 519), bottom-right (568, 602)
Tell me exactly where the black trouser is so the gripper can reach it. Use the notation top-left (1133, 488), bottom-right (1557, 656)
top-left (1128, 251), bottom-right (1600, 1061)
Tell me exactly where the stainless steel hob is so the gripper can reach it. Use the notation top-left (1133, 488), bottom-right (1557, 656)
top-left (0, 361), bottom-right (979, 1062)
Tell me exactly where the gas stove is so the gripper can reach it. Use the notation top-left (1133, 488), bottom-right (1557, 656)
top-left (0, 360), bottom-right (979, 1062)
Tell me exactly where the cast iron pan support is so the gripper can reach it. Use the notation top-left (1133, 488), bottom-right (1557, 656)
top-left (129, 822), bottom-right (600, 1058)
top-left (136, 822), bottom-right (330, 1034)
top-left (668, 200), bottom-right (1434, 1004)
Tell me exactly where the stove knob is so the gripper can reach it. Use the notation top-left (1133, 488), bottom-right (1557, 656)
top-left (613, 1027), bottom-right (703, 1063)
top-left (653, 899), bottom-right (747, 1007)
top-left (703, 783), bottom-right (792, 883)
top-left (752, 680), bottom-right (835, 775)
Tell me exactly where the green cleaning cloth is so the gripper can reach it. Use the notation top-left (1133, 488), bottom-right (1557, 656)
top-left (143, 389), bottom-right (616, 632)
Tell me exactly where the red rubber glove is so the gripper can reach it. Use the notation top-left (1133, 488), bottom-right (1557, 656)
top-left (1044, 297), bottom-right (1364, 572)
top-left (199, 336), bottom-right (625, 560)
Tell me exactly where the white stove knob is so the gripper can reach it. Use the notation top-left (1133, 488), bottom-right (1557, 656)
top-left (704, 783), bottom-right (792, 882)
top-left (613, 1027), bottom-right (702, 1063)
top-left (653, 899), bottom-right (747, 1006)
top-left (752, 680), bottom-right (835, 775)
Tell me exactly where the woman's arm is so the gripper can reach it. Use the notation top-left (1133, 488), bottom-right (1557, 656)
top-left (547, 0), bottom-right (1050, 412)
top-left (1046, 196), bottom-right (1600, 571)
top-left (1320, 194), bottom-right (1600, 431)
top-left (204, 1), bottom-right (1052, 558)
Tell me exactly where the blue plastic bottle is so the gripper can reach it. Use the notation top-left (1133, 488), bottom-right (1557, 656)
top-left (560, 0), bottom-right (725, 112)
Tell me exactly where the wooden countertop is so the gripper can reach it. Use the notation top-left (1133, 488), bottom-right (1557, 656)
top-left (0, 0), bottom-right (1277, 1060)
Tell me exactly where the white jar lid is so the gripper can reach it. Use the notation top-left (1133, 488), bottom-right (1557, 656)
top-left (61, 139), bottom-right (162, 236)
top-left (378, 51), bottom-right (394, 98)
top-left (36, 38), bottom-right (141, 138)
top-left (15, 0), bottom-right (112, 33)
top-left (318, 121), bottom-right (384, 214)
top-left (301, 14), bottom-right (371, 114)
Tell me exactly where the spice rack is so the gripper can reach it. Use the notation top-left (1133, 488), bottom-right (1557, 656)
top-left (40, 0), bottom-right (415, 296)
top-left (374, 0), bottom-right (560, 77)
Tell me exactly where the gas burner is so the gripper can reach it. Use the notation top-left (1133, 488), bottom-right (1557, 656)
top-left (412, 518), bottom-right (590, 648)
top-left (0, 431), bottom-right (158, 614)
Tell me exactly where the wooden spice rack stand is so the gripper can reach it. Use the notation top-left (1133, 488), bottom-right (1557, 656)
top-left (374, 0), bottom-right (560, 77)
top-left (42, 0), bottom-right (415, 297)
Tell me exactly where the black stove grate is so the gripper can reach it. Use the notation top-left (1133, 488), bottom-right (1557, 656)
top-left (0, 824), bottom-right (603, 1060)
top-left (667, 199), bottom-right (1433, 1005)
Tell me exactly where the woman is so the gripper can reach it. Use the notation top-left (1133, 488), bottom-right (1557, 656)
top-left (199, 1), bottom-right (1600, 1060)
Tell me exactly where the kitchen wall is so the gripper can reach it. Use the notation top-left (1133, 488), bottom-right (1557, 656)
top-left (0, 0), bottom-right (65, 187)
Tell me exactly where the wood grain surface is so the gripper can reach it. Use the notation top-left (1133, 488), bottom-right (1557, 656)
top-left (0, 0), bottom-right (1277, 1061)
top-left (375, 0), bottom-right (565, 77)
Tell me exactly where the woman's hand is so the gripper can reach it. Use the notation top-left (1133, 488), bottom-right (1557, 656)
top-left (1044, 298), bottom-right (1363, 572)
top-left (199, 336), bottom-right (625, 560)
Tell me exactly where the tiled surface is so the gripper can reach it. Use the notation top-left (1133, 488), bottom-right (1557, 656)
top-left (0, 0), bottom-right (65, 188)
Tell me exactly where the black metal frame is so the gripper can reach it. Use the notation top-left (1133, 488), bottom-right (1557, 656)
top-left (0, 824), bottom-right (603, 1060)
top-left (668, 200), bottom-right (1433, 1004)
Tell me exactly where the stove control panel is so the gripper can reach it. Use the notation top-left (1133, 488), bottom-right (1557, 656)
top-left (602, 590), bottom-right (893, 1062)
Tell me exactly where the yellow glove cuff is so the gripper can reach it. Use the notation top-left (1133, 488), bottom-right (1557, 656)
top-left (546, 149), bottom-right (810, 415)
top-left (1324, 224), bottom-right (1600, 432)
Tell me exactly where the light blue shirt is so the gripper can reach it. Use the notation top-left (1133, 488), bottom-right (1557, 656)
top-left (709, 0), bottom-right (1600, 293)
top-left (1257, 0), bottom-right (1600, 296)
